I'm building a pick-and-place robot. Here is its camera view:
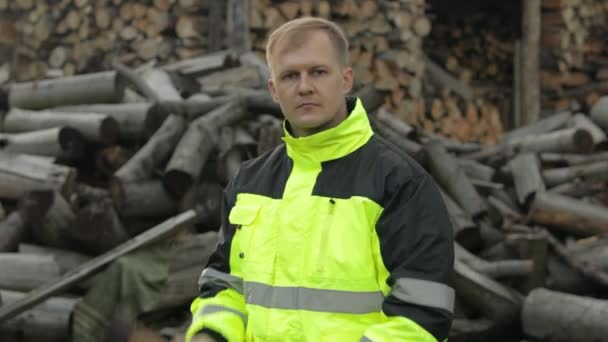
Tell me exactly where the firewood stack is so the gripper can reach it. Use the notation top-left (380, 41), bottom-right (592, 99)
top-left (0, 50), bottom-right (607, 340)
top-left (422, 9), bottom-right (511, 145)
top-left (540, 0), bottom-right (608, 111)
top-left (6, 0), bottom-right (217, 82)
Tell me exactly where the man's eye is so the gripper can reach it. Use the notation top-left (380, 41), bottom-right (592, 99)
top-left (312, 69), bottom-right (326, 76)
top-left (282, 73), bottom-right (297, 80)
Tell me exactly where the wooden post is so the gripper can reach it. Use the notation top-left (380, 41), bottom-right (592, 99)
top-left (208, 0), bottom-right (225, 52)
top-left (521, 0), bottom-right (541, 126)
top-left (227, 0), bottom-right (250, 53)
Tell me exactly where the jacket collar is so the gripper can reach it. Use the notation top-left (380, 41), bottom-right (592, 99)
top-left (282, 97), bottom-right (373, 163)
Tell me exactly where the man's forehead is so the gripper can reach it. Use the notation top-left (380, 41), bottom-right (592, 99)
top-left (273, 29), bottom-right (334, 57)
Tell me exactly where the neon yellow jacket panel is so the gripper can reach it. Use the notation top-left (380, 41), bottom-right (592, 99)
top-left (187, 98), bottom-right (454, 342)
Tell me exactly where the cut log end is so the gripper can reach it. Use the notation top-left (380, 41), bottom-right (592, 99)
top-left (100, 117), bottom-right (121, 145)
top-left (573, 129), bottom-right (594, 153)
top-left (164, 170), bottom-right (193, 199)
top-left (57, 127), bottom-right (86, 159)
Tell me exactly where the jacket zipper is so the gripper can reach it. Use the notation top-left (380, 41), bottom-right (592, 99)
top-left (316, 198), bottom-right (336, 274)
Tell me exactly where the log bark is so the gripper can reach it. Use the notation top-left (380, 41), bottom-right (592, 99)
top-left (18, 243), bottom-right (91, 274)
top-left (165, 100), bottom-right (246, 198)
top-left (549, 180), bottom-right (606, 198)
top-left (523, 288), bottom-right (608, 342)
top-left (369, 115), bottom-right (423, 159)
top-left (528, 192), bottom-right (608, 236)
top-left (542, 160), bottom-right (608, 187)
top-left (508, 127), bottom-right (594, 154)
top-left (8, 71), bottom-right (125, 110)
top-left (376, 107), bottom-right (415, 138)
top-left (457, 158), bottom-right (495, 182)
top-left (0, 212), bottom-right (26, 253)
top-left (0, 127), bottom-right (85, 160)
top-left (0, 210), bottom-right (197, 322)
top-left (0, 290), bottom-right (78, 341)
top-left (539, 151), bottom-right (608, 166)
top-left (207, 0), bottom-right (224, 52)
top-left (140, 68), bottom-right (183, 102)
top-left (439, 189), bottom-right (479, 249)
top-left (521, 0), bottom-right (541, 125)
top-left (425, 141), bottom-right (487, 218)
top-left (509, 153), bottom-right (545, 205)
top-left (454, 260), bottom-right (522, 323)
top-left (501, 111), bottom-right (571, 144)
top-left (0, 152), bottom-right (77, 200)
top-left (52, 103), bottom-right (153, 142)
top-left (18, 190), bottom-right (76, 249)
top-left (163, 50), bottom-right (236, 76)
top-left (112, 114), bottom-right (186, 185)
top-left (0, 253), bottom-right (60, 292)
top-left (226, 0), bottom-right (250, 52)
top-left (456, 244), bottom-right (532, 279)
top-left (112, 180), bottom-right (177, 218)
top-left (4, 108), bottom-right (120, 145)
top-left (144, 96), bottom-right (234, 136)
top-left (589, 96), bottom-right (608, 129)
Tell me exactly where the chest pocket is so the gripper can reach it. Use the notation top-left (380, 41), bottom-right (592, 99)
top-left (228, 203), bottom-right (273, 275)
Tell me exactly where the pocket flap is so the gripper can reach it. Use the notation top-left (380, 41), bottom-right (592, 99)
top-left (228, 204), bottom-right (260, 225)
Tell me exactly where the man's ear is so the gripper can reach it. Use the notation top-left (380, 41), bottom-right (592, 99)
top-left (342, 67), bottom-right (353, 95)
top-left (268, 78), bottom-right (279, 103)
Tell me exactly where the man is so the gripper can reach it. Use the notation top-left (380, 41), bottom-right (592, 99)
top-left (188, 17), bottom-right (454, 342)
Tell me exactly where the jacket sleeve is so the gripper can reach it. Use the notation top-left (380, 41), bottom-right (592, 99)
top-left (362, 174), bottom-right (455, 342)
top-left (186, 180), bottom-right (247, 342)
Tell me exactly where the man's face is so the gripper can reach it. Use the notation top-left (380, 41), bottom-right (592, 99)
top-left (268, 30), bottom-right (353, 137)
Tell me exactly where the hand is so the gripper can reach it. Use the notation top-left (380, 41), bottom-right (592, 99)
top-left (191, 333), bottom-right (219, 342)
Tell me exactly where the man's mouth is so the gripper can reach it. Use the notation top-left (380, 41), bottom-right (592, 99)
top-left (297, 103), bottom-right (319, 108)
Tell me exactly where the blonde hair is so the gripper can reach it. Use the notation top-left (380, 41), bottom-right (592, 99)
top-left (265, 17), bottom-right (349, 73)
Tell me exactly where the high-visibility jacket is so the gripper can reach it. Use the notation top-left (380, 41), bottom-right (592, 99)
top-left (187, 97), bottom-right (455, 342)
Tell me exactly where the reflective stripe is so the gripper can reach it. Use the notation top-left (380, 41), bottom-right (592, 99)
top-left (244, 282), bottom-right (384, 314)
top-left (198, 268), bottom-right (244, 294)
top-left (196, 304), bottom-right (248, 325)
top-left (391, 278), bottom-right (454, 313)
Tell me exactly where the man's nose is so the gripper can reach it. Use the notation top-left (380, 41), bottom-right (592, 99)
top-left (297, 73), bottom-right (313, 94)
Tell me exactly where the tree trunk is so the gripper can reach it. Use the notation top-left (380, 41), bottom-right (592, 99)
top-left (52, 103), bottom-right (153, 142)
top-left (8, 71), bottom-right (124, 110)
top-left (0, 212), bottom-right (26, 253)
top-left (521, 0), bottom-right (541, 125)
top-left (165, 100), bottom-right (246, 198)
top-left (523, 288), bottom-right (608, 342)
top-left (528, 192), bottom-right (608, 236)
top-left (542, 160), bottom-right (608, 187)
top-left (0, 152), bottom-right (77, 200)
top-left (226, 0), bottom-right (250, 52)
top-left (501, 111), bottom-right (571, 144)
top-left (454, 260), bottom-right (522, 324)
top-left (590, 96), bottom-right (608, 129)
top-left (4, 108), bottom-right (120, 145)
top-left (0, 127), bottom-right (85, 160)
top-left (0, 253), bottom-right (60, 292)
top-left (439, 189), bottom-right (479, 249)
top-left (19, 243), bottom-right (91, 274)
top-left (111, 180), bottom-right (177, 218)
top-left (112, 114), bottom-right (186, 185)
top-left (144, 96), bottom-right (233, 137)
top-left (425, 141), bottom-right (487, 218)
top-left (18, 190), bottom-right (76, 249)
top-left (509, 127), bottom-right (594, 154)
top-left (0, 290), bottom-right (78, 342)
top-left (509, 153), bottom-right (545, 205)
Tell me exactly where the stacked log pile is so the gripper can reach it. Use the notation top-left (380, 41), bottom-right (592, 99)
top-left (540, 0), bottom-right (608, 111)
top-left (0, 49), bottom-right (607, 340)
top-left (5, 0), bottom-right (220, 82)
